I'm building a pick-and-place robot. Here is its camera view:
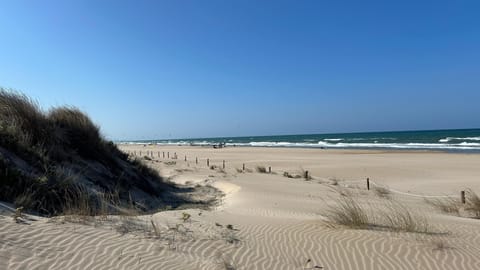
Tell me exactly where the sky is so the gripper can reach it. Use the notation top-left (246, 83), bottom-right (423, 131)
top-left (0, 1), bottom-right (479, 140)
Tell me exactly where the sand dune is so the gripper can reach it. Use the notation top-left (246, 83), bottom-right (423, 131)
top-left (1, 146), bottom-right (480, 269)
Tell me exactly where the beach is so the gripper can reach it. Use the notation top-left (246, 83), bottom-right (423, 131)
top-left (2, 145), bottom-right (480, 269)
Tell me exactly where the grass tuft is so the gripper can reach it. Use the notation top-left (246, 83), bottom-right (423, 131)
top-left (256, 166), bottom-right (267, 173)
top-left (325, 189), bottom-right (433, 233)
top-left (425, 197), bottom-right (461, 216)
top-left (465, 189), bottom-right (480, 218)
top-left (373, 186), bottom-right (392, 199)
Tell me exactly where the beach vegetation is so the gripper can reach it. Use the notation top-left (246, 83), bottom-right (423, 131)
top-left (373, 186), bottom-right (392, 199)
top-left (465, 189), bottom-right (480, 218)
top-left (0, 89), bottom-right (209, 216)
top-left (425, 197), bottom-right (461, 216)
top-left (256, 166), bottom-right (267, 173)
top-left (325, 189), bottom-right (433, 233)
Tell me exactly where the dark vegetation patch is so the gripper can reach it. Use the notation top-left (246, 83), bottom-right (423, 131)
top-left (0, 89), bottom-right (217, 216)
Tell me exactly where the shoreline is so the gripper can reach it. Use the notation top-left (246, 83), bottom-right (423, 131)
top-left (118, 143), bottom-right (480, 155)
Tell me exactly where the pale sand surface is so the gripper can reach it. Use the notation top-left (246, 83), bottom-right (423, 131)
top-left (1, 146), bottom-right (480, 269)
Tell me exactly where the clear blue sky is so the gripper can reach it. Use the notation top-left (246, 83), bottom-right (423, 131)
top-left (1, 1), bottom-right (479, 140)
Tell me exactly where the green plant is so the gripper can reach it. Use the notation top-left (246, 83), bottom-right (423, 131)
top-left (181, 212), bottom-right (191, 222)
top-left (13, 206), bottom-right (24, 223)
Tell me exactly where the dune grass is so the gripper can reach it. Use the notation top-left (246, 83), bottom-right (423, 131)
top-left (373, 186), bottom-right (392, 199)
top-left (325, 189), bottom-right (433, 233)
top-left (255, 166), bottom-right (267, 173)
top-left (325, 191), bottom-right (369, 229)
top-left (466, 189), bottom-right (480, 218)
top-left (425, 197), bottom-right (461, 216)
top-left (0, 89), bottom-right (192, 216)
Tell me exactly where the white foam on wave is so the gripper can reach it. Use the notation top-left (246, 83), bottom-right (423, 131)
top-left (324, 138), bottom-right (343, 142)
top-left (122, 138), bottom-right (480, 151)
top-left (221, 141), bottom-right (480, 150)
top-left (439, 137), bottom-right (480, 143)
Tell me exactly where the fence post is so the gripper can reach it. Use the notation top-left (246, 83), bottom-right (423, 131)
top-left (223, 160), bottom-right (225, 169)
top-left (269, 166), bottom-right (271, 173)
top-left (243, 163), bottom-right (245, 171)
top-left (367, 178), bottom-right (370, 191)
top-left (167, 152), bottom-right (169, 158)
top-left (185, 155), bottom-right (187, 162)
top-left (207, 159), bottom-right (210, 167)
top-left (196, 157), bottom-right (198, 164)
top-left (304, 170), bottom-right (309, 180)
top-left (461, 190), bottom-right (466, 204)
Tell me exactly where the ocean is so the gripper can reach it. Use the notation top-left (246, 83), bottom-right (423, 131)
top-left (123, 129), bottom-right (480, 152)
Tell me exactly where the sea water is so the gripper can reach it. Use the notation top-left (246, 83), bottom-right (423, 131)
top-left (123, 129), bottom-right (480, 152)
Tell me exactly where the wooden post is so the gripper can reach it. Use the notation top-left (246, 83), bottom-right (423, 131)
top-left (185, 155), bottom-right (187, 162)
top-left (207, 159), bottom-right (210, 167)
top-left (167, 152), bottom-right (169, 158)
top-left (304, 170), bottom-right (309, 180)
top-left (223, 160), bottom-right (225, 169)
top-left (268, 166), bottom-right (271, 173)
top-left (243, 163), bottom-right (245, 171)
top-left (461, 190), bottom-right (466, 204)
top-left (367, 178), bottom-right (370, 191)
top-left (196, 157), bottom-right (198, 164)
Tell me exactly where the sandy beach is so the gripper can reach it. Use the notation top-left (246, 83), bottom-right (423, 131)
top-left (1, 145), bottom-right (480, 270)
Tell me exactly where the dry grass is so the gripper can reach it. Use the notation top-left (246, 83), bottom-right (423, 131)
top-left (425, 197), bottom-right (461, 215)
top-left (300, 168), bottom-right (312, 180)
top-left (329, 178), bottom-right (340, 186)
top-left (325, 189), bottom-right (433, 233)
top-left (164, 161), bottom-right (177, 166)
top-left (256, 166), bottom-right (267, 173)
top-left (380, 201), bottom-right (431, 233)
top-left (0, 89), bottom-right (181, 216)
top-left (465, 189), bottom-right (480, 218)
top-left (283, 172), bottom-right (302, 179)
top-left (325, 191), bottom-right (369, 229)
top-left (373, 186), bottom-right (392, 199)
